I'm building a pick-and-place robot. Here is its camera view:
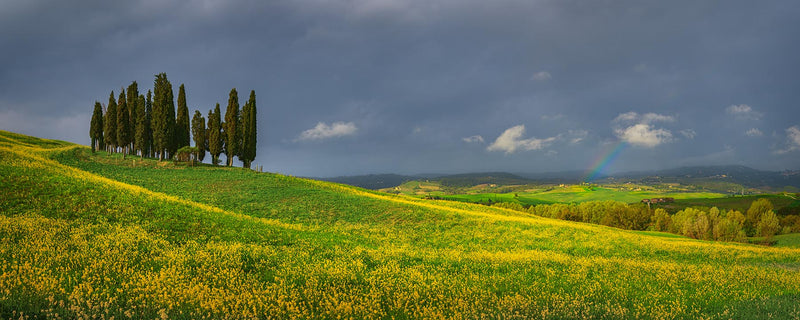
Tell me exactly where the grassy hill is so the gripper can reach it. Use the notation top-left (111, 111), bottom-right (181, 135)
top-left (450, 185), bottom-right (725, 206)
top-left (385, 180), bottom-right (728, 205)
top-left (2, 130), bottom-right (800, 319)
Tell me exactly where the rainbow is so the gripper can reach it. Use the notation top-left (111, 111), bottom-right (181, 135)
top-left (584, 142), bottom-right (627, 182)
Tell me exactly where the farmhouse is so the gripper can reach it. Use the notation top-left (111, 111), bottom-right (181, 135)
top-left (641, 197), bottom-right (675, 204)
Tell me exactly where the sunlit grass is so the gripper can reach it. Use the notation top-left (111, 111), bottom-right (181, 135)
top-left (424, 186), bottom-right (725, 206)
top-left (2, 130), bottom-right (800, 319)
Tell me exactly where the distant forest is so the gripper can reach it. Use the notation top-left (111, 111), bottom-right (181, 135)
top-left (493, 198), bottom-right (798, 244)
top-left (89, 73), bottom-right (258, 168)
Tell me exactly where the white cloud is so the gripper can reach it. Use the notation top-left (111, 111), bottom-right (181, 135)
top-left (296, 121), bottom-right (357, 141)
top-left (462, 135), bottom-right (484, 143)
top-left (641, 113), bottom-right (675, 124)
top-left (614, 111), bottom-right (675, 124)
top-left (726, 104), bottom-right (752, 114)
top-left (531, 71), bottom-right (551, 81)
top-left (612, 112), bottom-right (675, 147)
top-left (412, 127), bottom-right (423, 134)
top-left (487, 125), bottom-right (558, 154)
top-left (613, 112), bottom-right (639, 123)
top-left (726, 104), bottom-right (762, 120)
top-left (745, 128), bottom-right (763, 137)
top-left (680, 129), bottom-right (696, 139)
top-left (567, 130), bottom-right (588, 144)
top-left (775, 126), bottom-right (800, 154)
top-left (615, 123), bottom-right (673, 148)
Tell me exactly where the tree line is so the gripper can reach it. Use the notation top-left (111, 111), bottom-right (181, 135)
top-left (89, 73), bottom-right (257, 168)
top-left (491, 198), bottom-right (799, 244)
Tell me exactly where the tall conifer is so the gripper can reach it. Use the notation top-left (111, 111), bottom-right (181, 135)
top-left (191, 110), bottom-right (206, 162)
top-left (166, 81), bottom-right (177, 158)
top-left (153, 73), bottom-right (175, 160)
top-left (240, 90), bottom-right (257, 169)
top-left (126, 81), bottom-right (139, 153)
top-left (117, 89), bottom-right (131, 159)
top-left (145, 90), bottom-right (153, 157)
top-left (208, 104), bottom-right (223, 165)
top-left (176, 84), bottom-right (190, 149)
top-left (103, 91), bottom-right (117, 153)
top-left (135, 94), bottom-right (147, 159)
top-left (90, 101), bottom-right (104, 152)
top-left (224, 88), bottom-right (240, 166)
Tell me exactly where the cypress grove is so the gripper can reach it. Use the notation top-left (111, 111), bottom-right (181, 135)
top-left (91, 74), bottom-right (256, 167)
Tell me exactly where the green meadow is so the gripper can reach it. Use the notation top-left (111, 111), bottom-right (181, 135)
top-left (390, 181), bottom-right (726, 206)
top-left (387, 179), bottom-right (800, 217)
top-left (2, 130), bottom-right (800, 319)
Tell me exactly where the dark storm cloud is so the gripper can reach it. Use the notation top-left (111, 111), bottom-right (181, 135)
top-left (1, 0), bottom-right (798, 176)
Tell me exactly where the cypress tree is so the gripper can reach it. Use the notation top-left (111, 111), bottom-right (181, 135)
top-left (152, 75), bottom-right (165, 160)
top-left (191, 110), bottom-right (206, 162)
top-left (224, 88), bottom-right (239, 166)
top-left (153, 73), bottom-right (175, 161)
top-left (145, 90), bottom-right (153, 157)
top-left (117, 89), bottom-right (131, 159)
top-left (238, 99), bottom-right (248, 167)
top-left (90, 101), bottom-right (104, 152)
top-left (126, 81), bottom-right (139, 153)
top-left (103, 91), bottom-right (117, 153)
top-left (176, 84), bottom-right (190, 149)
top-left (166, 81), bottom-right (177, 159)
top-left (135, 94), bottom-right (147, 159)
top-left (208, 104), bottom-right (223, 165)
top-left (240, 90), bottom-right (257, 169)
top-left (207, 109), bottom-right (214, 163)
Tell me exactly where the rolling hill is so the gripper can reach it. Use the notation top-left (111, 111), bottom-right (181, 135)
top-left (2, 130), bottom-right (800, 319)
top-left (321, 165), bottom-right (800, 193)
top-left (605, 165), bottom-right (800, 192)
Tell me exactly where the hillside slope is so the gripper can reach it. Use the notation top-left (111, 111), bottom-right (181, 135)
top-left (1, 130), bottom-right (800, 319)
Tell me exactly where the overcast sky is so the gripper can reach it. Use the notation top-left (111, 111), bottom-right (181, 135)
top-left (1, 0), bottom-right (798, 177)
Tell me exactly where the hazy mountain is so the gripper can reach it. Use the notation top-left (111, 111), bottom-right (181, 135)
top-left (319, 165), bottom-right (800, 191)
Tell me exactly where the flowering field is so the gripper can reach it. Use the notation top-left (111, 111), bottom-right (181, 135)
top-left (1, 130), bottom-right (800, 319)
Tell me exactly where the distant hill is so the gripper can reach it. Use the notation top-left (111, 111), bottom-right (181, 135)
top-left (321, 165), bottom-right (800, 191)
top-left (321, 172), bottom-right (538, 189)
top-left (607, 165), bottom-right (800, 191)
top-left (437, 172), bottom-right (534, 187)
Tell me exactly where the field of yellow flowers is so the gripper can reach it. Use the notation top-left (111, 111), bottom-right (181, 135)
top-left (1, 130), bottom-right (800, 319)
